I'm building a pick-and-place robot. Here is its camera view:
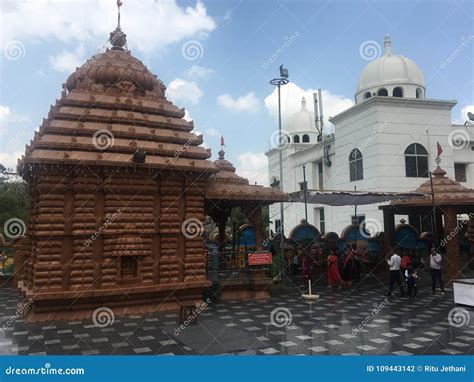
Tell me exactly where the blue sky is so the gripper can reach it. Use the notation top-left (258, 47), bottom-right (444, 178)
top-left (1, 0), bottom-right (473, 184)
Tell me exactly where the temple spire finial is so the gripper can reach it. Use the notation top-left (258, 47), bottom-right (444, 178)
top-left (109, 0), bottom-right (127, 50)
top-left (117, 0), bottom-right (122, 29)
top-left (219, 135), bottom-right (226, 159)
top-left (384, 34), bottom-right (392, 56)
top-left (301, 97), bottom-right (306, 109)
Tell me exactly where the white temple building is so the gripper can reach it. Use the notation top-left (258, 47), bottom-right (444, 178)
top-left (266, 35), bottom-right (474, 236)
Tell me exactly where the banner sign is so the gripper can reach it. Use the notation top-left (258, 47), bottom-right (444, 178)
top-left (0, 356), bottom-right (471, 382)
top-left (248, 252), bottom-right (272, 265)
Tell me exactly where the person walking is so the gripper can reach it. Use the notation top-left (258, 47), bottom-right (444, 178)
top-left (341, 246), bottom-right (355, 287)
top-left (430, 246), bottom-right (445, 295)
top-left (327, 250), bottom-right (342, 289)
top-left (386, 250), bottom-right (405, 297)
top-left (405, 267), bottom-right (418, 298)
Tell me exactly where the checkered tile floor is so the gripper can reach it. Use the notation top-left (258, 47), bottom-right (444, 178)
top-left (0, 283), bottom-right (473, 355)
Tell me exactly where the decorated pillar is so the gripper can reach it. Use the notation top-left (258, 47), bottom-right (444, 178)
top-left (383, 208), bottom-right (395, 255)
top-left (442, 207), bottom-right (461, 285)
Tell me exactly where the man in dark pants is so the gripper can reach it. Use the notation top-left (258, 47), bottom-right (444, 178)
top-left (430, 246), bottom-right (445, 295)
top-left (386, 251), bottom-right (405, 297)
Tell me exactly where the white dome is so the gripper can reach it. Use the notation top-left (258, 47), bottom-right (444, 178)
top-left (285, 97), bottom-right (315, 133)
top-left (355, 35), bottom-right (425, 104)
top-left (283, 97), bottom-right (318, 145)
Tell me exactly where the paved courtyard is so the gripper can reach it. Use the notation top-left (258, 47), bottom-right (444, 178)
top-left (0, 282), bottom-right (473, 356)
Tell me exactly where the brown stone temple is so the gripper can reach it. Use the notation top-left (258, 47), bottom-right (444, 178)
top-left (380, 164), bottom-right (474, 284)
top-left (14, 19), bottom-right (286, 320)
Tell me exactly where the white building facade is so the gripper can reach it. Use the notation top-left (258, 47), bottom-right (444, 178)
top-left (267, 35), bottom-right (474, 237)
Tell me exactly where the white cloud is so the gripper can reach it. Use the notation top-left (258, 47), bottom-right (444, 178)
top-left (0, 105), bottom-right (29, 136)
top-left (264, 82), bottom-right (354, 132)
top-left (0, 150), bottom-right (23, 172)
top-left (0, 106), bottom-right (12, 135)
top-left (166, 79), bottom-right (203, 105)
top-left (235, 152), bottom-right (268, 186)
top-left (217, 92), bottom-right (261, 114)
top-left (49, 44), bottom-right (85, 73)
top-left (0, 0), bottom-right (216, 56)
top-left (186, 64), bottom-right (215, 79)
top-left (205, 127), bottom-right (219, 137)
top-left (183, 109), bottom-right (193, 122)
top-left (460, 104), bottom-right (474, 123)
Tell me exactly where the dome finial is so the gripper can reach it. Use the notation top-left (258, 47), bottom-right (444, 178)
top-left (384, 34), bottom-right (392, 56)
top-left (110, 0), bottom-right (127, 50)
top-left (301, 96), bottom-right (306, 109)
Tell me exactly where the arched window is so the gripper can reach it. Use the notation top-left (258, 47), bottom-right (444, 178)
top-left (405, 143), bottom-right (428, 178)
top-left (294, 135), bottom-right (300, 143)
top-left (377, 88), bottom-right (388, 96)
top-left (364, 92), bottom-right (372, 100)
top-left (349, 149), bottom-right (363, 181)
top-left (302, 134), bottom-right (310, 143)
top-left (416, 87), bottom-right (423, 99)
top-left (393, 87), bottom-right (403, 97)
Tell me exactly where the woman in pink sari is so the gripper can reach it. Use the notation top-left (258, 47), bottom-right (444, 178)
top-left (327, 251), bottom-right (342, 289)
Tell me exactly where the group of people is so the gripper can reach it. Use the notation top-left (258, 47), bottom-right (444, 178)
top-left (326, 245), bottom-right (363, 289)
top-left (386, 246), bottom-right (445, 298)
top-left (288, 243), bottom-right (446, 297)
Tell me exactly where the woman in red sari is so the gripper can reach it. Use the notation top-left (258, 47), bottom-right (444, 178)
top-left (327, 250), bottom-right (342, 289)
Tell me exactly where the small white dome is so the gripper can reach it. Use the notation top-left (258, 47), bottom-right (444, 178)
top-left (355, 35), bottom-right (425, 104)
top-left (285, 97), bottom-right (315, 133)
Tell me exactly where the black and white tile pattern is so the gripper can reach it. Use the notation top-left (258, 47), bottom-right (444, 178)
top-left (0, 282), bottom-right (473, 355)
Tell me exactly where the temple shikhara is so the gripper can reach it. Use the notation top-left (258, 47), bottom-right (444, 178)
top-left (13, 10), bottom-right (285, 320)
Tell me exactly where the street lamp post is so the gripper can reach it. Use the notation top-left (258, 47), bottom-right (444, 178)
top-left (270, 65), bottom-right (289, 281)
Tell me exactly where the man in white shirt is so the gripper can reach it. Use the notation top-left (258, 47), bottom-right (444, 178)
top-left (430, 246), bottom-right (445, 295)
top-left (386, 251), bottom-right (405, 297)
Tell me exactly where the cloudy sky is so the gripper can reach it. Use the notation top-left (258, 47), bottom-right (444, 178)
top-left (1, 0), bottom-right (473, 185)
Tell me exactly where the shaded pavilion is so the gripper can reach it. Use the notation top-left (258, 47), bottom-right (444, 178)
top-left (380, 165), bottom-right (474, 283)
top-left (203, 149), bottom-right (287, 299)
top-left (205, 149), bottom-right (287, 252)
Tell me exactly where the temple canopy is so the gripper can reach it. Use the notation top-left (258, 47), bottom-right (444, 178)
top-left (289, 190), bottom-right (428, 206)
